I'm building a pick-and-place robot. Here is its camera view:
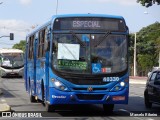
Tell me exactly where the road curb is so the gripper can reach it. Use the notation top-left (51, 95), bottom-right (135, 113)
top-left (129, 76), bottom-right (147, 80)
top-left (130, 79), bottom-right (147, 84)
top-left (0, 103), bottom-right (11, 112)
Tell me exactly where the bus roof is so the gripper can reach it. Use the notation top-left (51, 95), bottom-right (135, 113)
top-left (26, 14), bottom-right (126, 37)
top-left (51, 14), bottom-right (124, 20)
top-left (0, 49), bottom-right (23, 54)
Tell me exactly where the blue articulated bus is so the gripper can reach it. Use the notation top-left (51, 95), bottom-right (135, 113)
top-left (24, 14), bottom-right (129, 112)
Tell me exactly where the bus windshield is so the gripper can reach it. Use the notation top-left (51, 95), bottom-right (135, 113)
top-left (0, 53), bottom-right (24, 68)
top-left (52, 33), bottom-right (127, 74)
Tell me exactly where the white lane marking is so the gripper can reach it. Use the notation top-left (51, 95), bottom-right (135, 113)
top-left (139, 96), bottom-right (144, 98)
top-left (1, 99), bottom-right (6, 102)
top-left (129, 94), bottom-right (144, 98)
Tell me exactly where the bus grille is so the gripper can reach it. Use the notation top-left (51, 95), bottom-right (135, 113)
top-left (66, 78), bottom-right (107, 85)
top-left (53, 69), bottom-right (127, 85)
top-left (76, 94), bottom-right (104, 100)
top-left (1, 66), bottom-right (23, 69)
top-left (72, 88), bottom-right (107, 91)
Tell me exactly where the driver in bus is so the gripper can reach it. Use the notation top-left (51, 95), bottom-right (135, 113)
top-left (2, 57), bottom-right (12, 67)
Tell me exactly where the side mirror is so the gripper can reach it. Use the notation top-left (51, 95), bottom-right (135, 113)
top-left (10, 33), bottom-right (14, 40)
top-left (52, 43), bottom-right (57, 53)
top-left (0, 57), bottom-right (2, 66)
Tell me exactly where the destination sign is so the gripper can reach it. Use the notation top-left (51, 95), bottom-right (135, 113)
top-left (58, 60), bottom-right (87, 70)
top-left (73, 21), bottom-right (101, 28)
top-left (53, 17), bottom-right (126, 31)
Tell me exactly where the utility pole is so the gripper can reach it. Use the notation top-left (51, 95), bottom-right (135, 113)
top-left (134, 32), bottom-right (137, 76)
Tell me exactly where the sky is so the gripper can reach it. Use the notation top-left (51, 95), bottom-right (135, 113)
top-left (0, 0), bottom-right (160, 48)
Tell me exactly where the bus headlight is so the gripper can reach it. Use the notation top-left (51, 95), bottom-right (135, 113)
top-left (120, 81), bottom-right (125, 87)
top-left (110, 80), bottom-right (128, 92)
top-left (51, 78), bottom-right (70, 91)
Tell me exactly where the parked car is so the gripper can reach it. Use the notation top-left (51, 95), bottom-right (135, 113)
top-left (147, 67), bottom-right (160, 77)
top-left (144, 69), bottom-right (160, 108)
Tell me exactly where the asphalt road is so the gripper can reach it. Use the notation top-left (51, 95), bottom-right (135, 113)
top-left (0, 77), bottom-right (160, 120)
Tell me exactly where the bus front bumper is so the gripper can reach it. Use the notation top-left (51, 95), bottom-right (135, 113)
top-left (49, 87), bottom-right (128, 105)
top-left (0, 67), bottom-right (23, 77)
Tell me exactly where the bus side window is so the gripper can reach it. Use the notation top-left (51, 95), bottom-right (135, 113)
top-left (38, 32), bottom-right (41, 58)
top-left (28, 38), bottom-right (30, 59)
top-left (0, 56), bottom-right (2, 66)
top-left (26, 38), bottom-right (29, 60)
top-left (52, 34), bottom-right (58, 53)
top-left (31, 36), bottom-right (34, 59)
top-left (28, 37), bottom-right (32, 59)
top-left (41, 29), bottom-right (45, 57)
top-left (38, 28), bottom-right (47, 58)
top-left (52, 42), bottom-right (57, 53)
top-left (38, 31), bottom-right (43, 58)
top-left (44, 28), bottom-right (49, 51)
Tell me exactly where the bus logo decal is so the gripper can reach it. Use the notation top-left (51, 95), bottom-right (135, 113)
top-left (92, 63), bottom-right (101, 73)
top-left (52, 95), bottom-right (66, 99)
top-left (87, 87), bottom-right (93, 92)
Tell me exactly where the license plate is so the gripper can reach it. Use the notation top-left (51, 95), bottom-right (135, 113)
top-left (10, 73), bottom-right (15, 74)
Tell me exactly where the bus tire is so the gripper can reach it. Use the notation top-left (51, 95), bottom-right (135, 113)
top-left (103, 104), bottom-right (114, 114)
top-left (29, 81), bottom-right (37, 103)
top-left (41, 80), bottom-right (45, 101)
top-left (45, 102), bottom-right (55, 112)
top-left (41, 81), bottom-right (45, 106)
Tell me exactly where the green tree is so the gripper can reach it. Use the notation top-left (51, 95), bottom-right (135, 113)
top-left (137, 54), bottom-right (154, 75)
top-left (155, 36), bottom-right (160, 53)
top-left (135, 22), bottom-right (160, 75)
top-left (12, 40), bottom-right (26, 52)
top-left (129, 34), bottom-right (135, 75)
top-left (137, 0), bottom-right (160, 7)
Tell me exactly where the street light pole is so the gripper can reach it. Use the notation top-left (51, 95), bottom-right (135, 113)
top-left (134, 32), bottom-right (137, 76)
top-left (56, 0), bottom-right (58, 15)
top-left (0, 33), bottom-right (14, 40)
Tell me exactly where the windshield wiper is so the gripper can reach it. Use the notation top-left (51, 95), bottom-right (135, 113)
top-left (94, 31), bottom-right (111, 47)
top-left (70, 31), bottom-right (86, 47)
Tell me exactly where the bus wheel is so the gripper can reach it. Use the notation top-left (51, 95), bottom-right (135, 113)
top-left (41, 81), bottom-right (45, 106)
top-left (45, 102), bottom-right (55, 112)
top-left (29, 86), bottom-right (36, 103)
top-left (103, 104), bottom-right (114, 114)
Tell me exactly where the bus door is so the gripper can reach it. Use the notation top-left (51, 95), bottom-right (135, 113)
top-left (36, 28), bottom-right (50, 101)
top-left (27, 35), bottom-right (35, 95)
top-left (36, 32), bottom-right (42, 99)
top-left (44, 26), bottom-right (51, 101)
top-left (24, 41), bottom-right (28, 91)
